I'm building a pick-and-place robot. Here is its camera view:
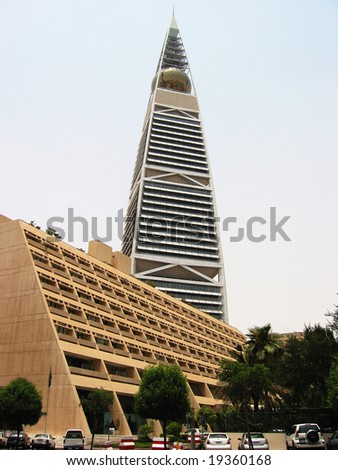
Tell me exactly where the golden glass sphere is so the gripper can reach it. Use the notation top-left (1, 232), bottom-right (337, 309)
top-left (152, 67), bottom-right (191, 93)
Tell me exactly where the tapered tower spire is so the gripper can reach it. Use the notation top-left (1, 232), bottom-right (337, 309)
top-left (122, 16), bottom-right (228, 322)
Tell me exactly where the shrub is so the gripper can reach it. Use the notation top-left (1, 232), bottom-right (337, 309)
top-left (166, 422), bottom-right (182, 442)
top-left (138, 422), bottom-right (154, 442)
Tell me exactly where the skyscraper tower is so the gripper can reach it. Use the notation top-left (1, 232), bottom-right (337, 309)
top-left (122, 15), bottom-right (228, 322)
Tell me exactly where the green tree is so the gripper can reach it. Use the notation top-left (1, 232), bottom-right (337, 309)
top-left (0, 378), bottom-right (42, 449)
top-left (134, 364), bottom-right (190, 449)
top-left (278, 324), bottom-right (338, 407)
top-left (231, 324), bottom-right (281, 411)
top-left (218, 360), bottom-right (271, 449)
top-left (327, 357), bottom-right (338, 413)
top-left (81, 388), bottom-right (114, 449)
top-left (196, 405), bottom-right (217, 430)
top-left (326, 305), bottom-right (338, 339)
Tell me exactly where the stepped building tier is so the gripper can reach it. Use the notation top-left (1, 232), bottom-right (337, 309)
top-left (0, 215), bottom-right (244, 436)
top-left (122, 16), bottom-right (228, 322)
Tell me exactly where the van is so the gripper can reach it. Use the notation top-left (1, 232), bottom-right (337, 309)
top-left (63, 429), bottom-right (85, 450)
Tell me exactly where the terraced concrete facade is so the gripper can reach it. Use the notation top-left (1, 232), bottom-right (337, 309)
top-left (0, 215), bottom-right (244, 436)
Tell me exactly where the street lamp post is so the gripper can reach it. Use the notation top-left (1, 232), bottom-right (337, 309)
top-left (186, 411), bottom-right (196, 450)
top-left (201, 414), bottom-right (206, 449)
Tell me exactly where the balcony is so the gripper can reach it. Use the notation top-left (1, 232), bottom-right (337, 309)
top-left (109, 374), bottom-right (140, 385)
top-left (69, 366), bottom-right (107, 380)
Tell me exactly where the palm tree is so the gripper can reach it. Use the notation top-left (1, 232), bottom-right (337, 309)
top-left (246, 323), bottom-right (281, 366)
top-left (245, 324), bottom-right (281, 411)
top-left (218, 360), bottom-right (271, 448)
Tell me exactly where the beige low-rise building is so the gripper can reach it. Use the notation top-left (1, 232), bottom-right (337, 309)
top-left (0, 215), bottom-right (245, 437)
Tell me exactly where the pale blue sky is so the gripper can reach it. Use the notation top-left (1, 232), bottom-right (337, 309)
top-left (1, 0), bottom-right (337, 334)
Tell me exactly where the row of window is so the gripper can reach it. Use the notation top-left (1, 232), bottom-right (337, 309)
top-left (153, 113), bottom-right (201, 130)
top-left (48, 293), bottom-right (232, 358)
top-left (142, 196), bottom-right (214, 213)
top-left (146, 156), bottom-right (208, 174)
top-left (56, 320), bottom-right (219, 379)
top-left (149, 137), bottom-right (205, 154)
top-left (65, 351), bottom-right (218, 391)
top-left (151, 128), bottom-right (205, 146)
top-left (25, 228), bottom-right (243, 348)
top-left (151, 128), bottom-right (204, 148)
top-left (144, 180), bottom-right (212, 198)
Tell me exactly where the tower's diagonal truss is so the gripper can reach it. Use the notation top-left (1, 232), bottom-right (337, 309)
top-left (122, 16), bottom-right (228, 322)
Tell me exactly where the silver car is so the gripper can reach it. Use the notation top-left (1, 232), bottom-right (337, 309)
top-left (238, 432), bottom-right (269, 450)
top-left (205, 432), bottom-right (232, 450)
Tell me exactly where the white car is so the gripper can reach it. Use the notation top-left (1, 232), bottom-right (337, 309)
top-left (63, 429), bottom-right (85, 450)
top-left (186, 427), bottom-right (207, 436)
top-left (31, 433), bottom-right (56, 450)
top-left (205, 432), bottom-right (232, 450)
top-left (286, 423), bottom-right (325, 450)
top-left (186, 428), bottom-right (207, 440)
top-left (0, 431), bottom-right (8, 449)
top-left (238, 432), bottom-right (269, 450)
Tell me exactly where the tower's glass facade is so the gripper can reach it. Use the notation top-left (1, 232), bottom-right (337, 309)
top-left (122, 16), bottom-right (228, 322)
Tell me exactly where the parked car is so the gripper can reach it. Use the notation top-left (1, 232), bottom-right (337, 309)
top-left (6, 431), bottom-right (31, 449)
top-left (186, 427), bottom-right (207, 436)
top-left (326, 430), bottom-right (338, 450)
top-left (31, 433), bottom-right (56, 450)
top-left (238, 432), bottom-right (269, 450)
top-left (205, 432), bottom-right (232, 450)
top-left (63, 429), bottom-right (85, 450)
top-left (185, 427), bottom-right (207, 441)
top-left (286, 423), bottom-right (325, 450)
top-left (0, 431), bottom-right (8, 449)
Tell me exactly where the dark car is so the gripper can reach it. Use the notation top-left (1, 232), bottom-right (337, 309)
top-left (326, 430), bottom-right (338, 450)
top-left (6, 431), bottom-right (31, 449)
